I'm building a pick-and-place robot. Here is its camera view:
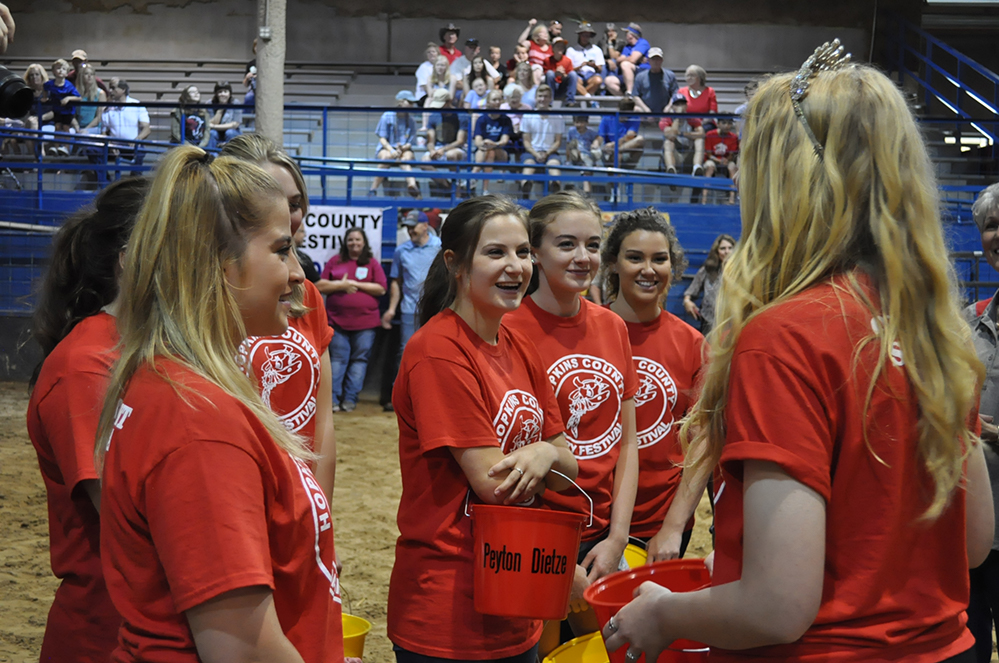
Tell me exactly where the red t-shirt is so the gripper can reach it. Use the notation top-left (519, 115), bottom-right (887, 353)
top-left (620, 311), bottom-right (704, 539)
top-left (388, 309), bottom-right (563, 659)
top-left (504, 297), bottom-right (639, 540)
top-left (239, 280), bottom-right (333, 448)
top-left (543, 54), bottom-right (574, 73)
top-left (527, 40), bottom-right (552, 68)
top-left (439, 45), bottom-right (461, 65)
top-left (101, 359), bottom-right (343, 663)
top-left (679, 85), bottom-right (718, 115)
top-left (711, 274), bottom-right (974, 662)
top-left (704, 129), bottom-right (739, 161)
top-left (320, 256), bottom-right (388, 331)
top-left (26, 312), bottom-right (121, 663)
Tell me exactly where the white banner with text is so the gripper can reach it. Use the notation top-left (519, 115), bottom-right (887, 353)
top-left (298, 206), bottom-right (387, 275)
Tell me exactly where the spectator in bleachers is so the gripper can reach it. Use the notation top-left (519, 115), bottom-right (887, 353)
top-left (99, 78), bottom-right (150, 164)
top-left (633, 47), bottom-right (677, 114)
top-left (438, 23), bottom-right (461, 65)
top-left (544, 38), bottom-right (578, 106)
top-left (464, 56), bottom-right (498, 95)
top-left (517, 20), bottom-right (552, 85)
top-left (600, 23), bottom-right (624, 83)
top-left (44, 59), bottom-right (80, 138)
top-left (505, 43), bottom-right (529, 86)
top-left (488, 46), bottom-right (508, 86)
top-left (471, 90), bottom-right (513, 195)
top-left (520, 84), bottom-right (563, 197)
top-left (208, 81), bottom-right (242, 147)
top-left (513, 61), bottom-right (538, 108)
top-left (548, 20), bottom-right (563, 40)
top-left (463, 77), bottom-right (489, 110)
top-left (567, 22), bottom-right (605, 99)
top-left (421, 89), bottom-right (469, 196)
top-left (369, 90), bottom-right (420, 198)
top-left (170, 85), bottom-right (210, 147)
top-left (734, 79), bottom-right (758, 135)
top-left (598, 97), bottom-right (645, 169)
top-left (67, 49), bottom-right (108, 94)
top-left (243, 39), bottom-right (257, 107)
top-left (24, 63), bottom-right (52, 132)
top-left (422, 56), bottom-right (456, 109)
top-left (414, 42), bottom-right (439, 103)
top-left (500, 84), bottom-right (531, 147)
top-left (75, 64), bottom-right (106, 135)
top-left (660, 93), bottom-right (704, 177)
top-left (565, 114), bottom-right (600, 194)
top-left (452, 39), bottom-right (501, 91)
top-left (679, 64), bottom-right (718, 118)
top-left (604, 22), bottom-right (650, 97)
top-left (701, 117), bottom-right (739, 204)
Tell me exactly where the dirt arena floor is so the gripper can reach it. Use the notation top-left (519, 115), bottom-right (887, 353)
top-left (0, 381), bottom-right (714, 663)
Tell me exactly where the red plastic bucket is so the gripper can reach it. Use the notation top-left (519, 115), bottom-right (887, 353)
top-left (470, 503), bottom-right (586, 620)
top-left (583, 559), bottom-right (711, 663)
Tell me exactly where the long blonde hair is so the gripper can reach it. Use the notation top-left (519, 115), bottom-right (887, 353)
top-left (430, 56), bottom-right (452, 87)
top-left (95, 145), bottom-right (313, 470)
top-left (221, 133), bottom-right (310, 317)
top-left (681, 65), bottom-right (982, 518)
top-left (77, 64), bottom-right (100, 100)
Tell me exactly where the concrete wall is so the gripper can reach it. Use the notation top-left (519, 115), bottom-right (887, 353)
top-left (6, 0), bottom-right (886, 71)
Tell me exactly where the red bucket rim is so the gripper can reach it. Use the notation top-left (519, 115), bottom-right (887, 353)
top-left (470, 503), bottom-right (587, 525)
top-left (583, 559), bottom-right (709, 608)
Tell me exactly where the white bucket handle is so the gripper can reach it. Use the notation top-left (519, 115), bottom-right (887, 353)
top-left (463, 468), bottom-right (594, 528)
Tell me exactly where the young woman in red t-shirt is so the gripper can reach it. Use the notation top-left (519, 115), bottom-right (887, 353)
top-left (222, 134), bottom-right (337, 498)
top-left (601, 208), bottom-right (708, 562)
top-left (26, 178), bottom-right (148, 663)
top-left (94, 146), bottom-right (343, 663)
top-left (602, 60), bottom-right (993, 663)
top-left (504, 191), bottom-right (639, 642)
top-left (388, 195), bottom-right (578, 663)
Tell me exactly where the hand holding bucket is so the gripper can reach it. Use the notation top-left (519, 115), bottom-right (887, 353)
top-left (469, 470), bottom-right (594, 620)
top-left (585, 559), bottom-right (711, 663)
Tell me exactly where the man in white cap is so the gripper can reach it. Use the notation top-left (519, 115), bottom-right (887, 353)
top-left (632, 47), bottom-right (677, 113)
top-left (369, 90), bottom-right (421, 197)
top-left (567, 22), bottom-right (605, 97)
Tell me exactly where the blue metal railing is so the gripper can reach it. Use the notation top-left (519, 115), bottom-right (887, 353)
top-left (884, 14), bottom-right (998, 148)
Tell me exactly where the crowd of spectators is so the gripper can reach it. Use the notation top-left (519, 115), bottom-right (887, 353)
top-left (385, 18), bottom-right (743, 201)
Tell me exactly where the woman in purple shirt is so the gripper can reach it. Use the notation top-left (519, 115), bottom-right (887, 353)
top-left (320, 228), bottom-right (388, 412)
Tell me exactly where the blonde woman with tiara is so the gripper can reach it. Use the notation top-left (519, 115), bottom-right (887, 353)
top-left (222, 134), bottom-right (337, 500)
top-left (95, 146), bottom-right (343, 663)
top-left (602, 43), bottom-right (993, 663)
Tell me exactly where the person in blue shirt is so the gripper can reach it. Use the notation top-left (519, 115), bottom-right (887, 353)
top-left (471, 90), bottom-right (514, 195)
top-left (381, 210), bottom-right (443, 395)
top-left (565, 114), bottom-right (600, 194)
top-left (369, 90), bottom-right (421, 198)
top-left (43, 58), bottom-right (81, 135)
top-left (598, 97), bottom-right (645, 168)
top-left (420, 89), bottom-right (471, 197)
top-left (632, 48), bottom-right (678, 114)
top-left (604, 23), bottom-right (650, 96)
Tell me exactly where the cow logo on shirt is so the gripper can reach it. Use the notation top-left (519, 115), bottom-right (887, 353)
top-left (239, 326), bottom-right (321, 432)
top-left (291, 457), bottom-right (341, 605)
top-left (633, 357), bottom-right (678, 449)
top-left (494, 389), bottom-right (545, 453)
top-left (548, 354), bottom-right (625, 459)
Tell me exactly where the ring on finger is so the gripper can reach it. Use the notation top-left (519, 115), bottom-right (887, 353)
top-left (607, 616), bottom-right (618, 633)
top-left (513, 467), bottom-right (525, 477)
top-left (625, 649), bottom-right (640, 662)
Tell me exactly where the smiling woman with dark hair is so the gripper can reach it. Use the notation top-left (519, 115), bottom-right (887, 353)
top-left (209, 80), bottom-right (242, 146)
top-left (319, 228), bottom-right (387, 412)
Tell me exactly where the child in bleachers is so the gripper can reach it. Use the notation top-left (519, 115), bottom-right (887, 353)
top-left (565, 115), bottom-right (599, 193)
top-left (43, 59), bottom-right (80, 143)
top-left (463, 77), bottom-right (488, 110)
top-left (702, 117), bottom-right (739, 203)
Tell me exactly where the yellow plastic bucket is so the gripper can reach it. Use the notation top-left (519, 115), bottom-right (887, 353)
top-left (543, 632), bottom-right (609, 663)
top-left (342, 613), bottom-right (372, 658)
top-left (623, 543), bottom-right (648, 569)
